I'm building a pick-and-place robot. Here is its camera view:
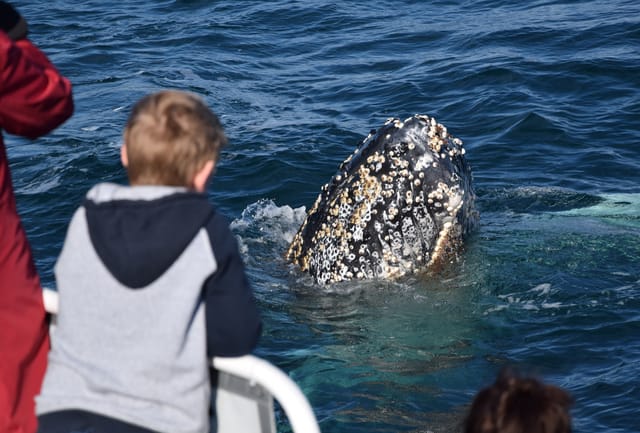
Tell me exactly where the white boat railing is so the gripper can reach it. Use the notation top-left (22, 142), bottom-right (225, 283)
top-left (42, 288), bottom-right (321, 433)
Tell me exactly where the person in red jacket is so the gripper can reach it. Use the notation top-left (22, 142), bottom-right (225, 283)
top-left (0, 3), bottom-right (74, 433)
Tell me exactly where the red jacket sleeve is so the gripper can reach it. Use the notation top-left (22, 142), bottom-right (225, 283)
top-left (0, 31), bottom-right (73, 139)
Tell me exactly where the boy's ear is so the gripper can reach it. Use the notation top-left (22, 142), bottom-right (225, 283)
top-left (120, 144), bottom-right (129, 167)
top-left (192, 160), bottom-right (215, 193)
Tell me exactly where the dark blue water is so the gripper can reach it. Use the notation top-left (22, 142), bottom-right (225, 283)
top-left (7, 1), bottom-right (640, 432)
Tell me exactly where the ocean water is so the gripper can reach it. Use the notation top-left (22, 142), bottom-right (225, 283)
top-left (6, 1), bottom-right (640, 432)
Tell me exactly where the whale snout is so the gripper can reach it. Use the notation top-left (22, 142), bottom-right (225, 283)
top-left (286, 114), bottom-right (478, 285)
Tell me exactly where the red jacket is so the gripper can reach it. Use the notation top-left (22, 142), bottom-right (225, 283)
top-left (0, 31), bottom-right (73, 433)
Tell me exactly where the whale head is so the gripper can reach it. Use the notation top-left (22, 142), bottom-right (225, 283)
top-left (286, 114), bottom-right (478, 285)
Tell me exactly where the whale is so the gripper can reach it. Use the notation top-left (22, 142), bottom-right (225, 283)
top-left (286, 114), bottom-right (478, 285)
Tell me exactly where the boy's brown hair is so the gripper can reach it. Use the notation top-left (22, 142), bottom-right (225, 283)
top-left (123, 90), bottom-right (227, 186)
top-left (464, 369), bottom-right (573, 433)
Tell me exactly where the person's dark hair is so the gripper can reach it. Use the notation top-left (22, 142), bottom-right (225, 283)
top-left (464, 368), bottom-right (573, 433)
top-left (0, 2), bottom-right (20, 31)
top-left (0, 2), bottom-right (28, 40)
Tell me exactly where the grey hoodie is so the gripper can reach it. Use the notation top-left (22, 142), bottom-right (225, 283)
top-left (36, 183), bottom-right (262, 433)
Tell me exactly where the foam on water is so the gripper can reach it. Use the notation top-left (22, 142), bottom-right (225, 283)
top-left (19, 176), bottom-right (62, 195)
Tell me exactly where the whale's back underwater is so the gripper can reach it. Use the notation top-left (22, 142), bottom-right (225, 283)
top-left (286, 115), bottom-right (478, 285)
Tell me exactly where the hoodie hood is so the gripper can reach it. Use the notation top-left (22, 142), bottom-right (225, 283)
top-left (83, 183), bottom-right (214, 288)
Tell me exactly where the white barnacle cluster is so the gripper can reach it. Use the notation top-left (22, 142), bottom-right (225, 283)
top-left (302, 152), bottom-right (389, 284)
top-left (384, 204), bottom-right (399, 221)
top-left (426, 182), bottom-right (464, 215)
top-left (375, 232), bottom-right (414, 279)
top-left (391, 118), bottom-right (405, 129)
top-left (424, 181), bottom-right (466, 266)
top-left (285, 190), bottom-right (325, 268)
top-left (414, 153), bottom-right (434, 172)
top-left (411, 114), bottom-right (466, 162)
top-left (338, 128), bottom-right (377, 173)
top-left (366, 151), bottom-right (386, 173)
top-left (338, 200), bottom-right (352, 219)
top-left (348, 165), bottom-right (382, 240)
top-left (400, 215), bottom-right (422, 258)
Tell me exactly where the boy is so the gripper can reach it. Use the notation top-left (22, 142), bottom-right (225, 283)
top-left (36, 91), bottom-right (262, 433)
top-left (0, 2), bottom-right (73, 432)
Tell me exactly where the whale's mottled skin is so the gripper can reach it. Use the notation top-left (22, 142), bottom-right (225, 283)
top-left (286, 114), bottom-right (478, 285)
